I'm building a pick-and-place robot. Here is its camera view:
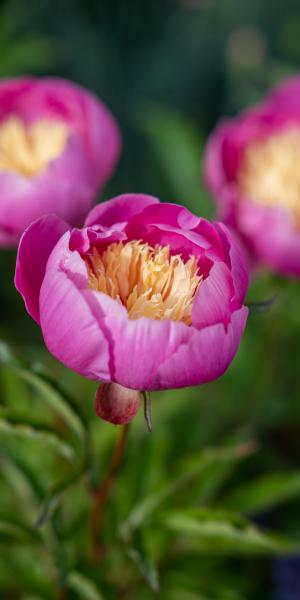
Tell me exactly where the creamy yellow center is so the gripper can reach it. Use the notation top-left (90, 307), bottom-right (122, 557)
top-left (86, 240), bottom-right (202, 324)
top-left (238, 127), bottom-right (300, 225)
top-left (0, 116), bottom-right (69, 177)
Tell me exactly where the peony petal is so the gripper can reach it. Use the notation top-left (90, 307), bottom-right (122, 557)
top-left (0, 222), bottom-right (19, 247)
top-left (15, 214), bottom-right (69, 324)
top-left (39, 251), bottom-right (112, 381)
top-left (126, 202), bottom-right (200, 231)
top-left (239, 200), bottom-right (300, 277)
top-left (86, 292), bottom-right (192, 390)
top-left (85, 193), bottom-right (160, 227)
top-left (192, 262), bottom-right (234, 329)
top-left (126, 202), bottom-right (224, 263)
top-left (203, 119), bottom-right (233, 197)
top-left (214, 223), bottom-right (249, 308)
top-left (268, 76), bottom-right (300, 115)
top-left (69, 226), bottom-right (126, 254)
top-left (153, 307), bottom-right (248, 390)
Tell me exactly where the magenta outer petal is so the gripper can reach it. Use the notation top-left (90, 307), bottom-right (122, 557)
top-left (39, 243), bottom-right (112, 381)
top-left (203, 121), bottom-right (244, 226)
top-left (238, 200), bottom-right (300, 277)
top-left (15, 215), bottom-right (70, 323)
top-left (85, 193), bottom-right (160, 227)
top-left (0, 223), bottom-right (19, 246)
top-left (192, 262), bottom-right (234, 329)
top-left (191, 222), bottom-right (248, 328)
top-left (127, 202), bottom-right (201, 230)
top-left (69, 226), bottom-right (126, 253)
top-left (90, 293), bottom-right (192, 390)
top-left (203, 119), bottom-right (233, 197)
top-left (214, 223), bottom-right (249, 307)
top-left (269, 77), bottom-right (300, 113)
top-left (153, 307), bottom-right (248, 390)
top-left (126, 202), bottom-right (225, 264)
top-left (203, 114), bottom-right (263, 194)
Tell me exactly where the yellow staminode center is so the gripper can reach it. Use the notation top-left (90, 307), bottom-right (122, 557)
top-left (238, 127), bottom-right (300, 225)
top-left (86, 240), bottom-right (202, 324)
top-left (0, 116), bottom-right (69, 177)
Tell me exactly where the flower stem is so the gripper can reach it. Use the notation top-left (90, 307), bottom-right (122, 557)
top-left (90, 424), bottom-right (129, 561)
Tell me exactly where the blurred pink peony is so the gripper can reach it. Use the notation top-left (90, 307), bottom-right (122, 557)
top-left (204, 77), bottom-right (300, 277)
top-left (0, 77), bottom-right (121, 247)
top-left (15, 194), bottom-right (248, 391)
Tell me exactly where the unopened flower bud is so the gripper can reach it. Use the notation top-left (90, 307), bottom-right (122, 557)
top-left (94, 383), bottom-right (141, 425)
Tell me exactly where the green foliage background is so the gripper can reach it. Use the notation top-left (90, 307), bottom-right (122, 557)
top-left (0, 0), bottom-right (300, 598)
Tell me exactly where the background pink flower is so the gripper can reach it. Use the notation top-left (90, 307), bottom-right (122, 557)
top-left (0, 77), bottom-right (121, 247)
top-left (204, 76), bottom-right (300, 277)
top-left (15, 194), bottom-right (248, 391)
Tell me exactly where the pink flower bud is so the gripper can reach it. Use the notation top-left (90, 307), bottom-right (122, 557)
top-left (94, 383), bottom-right (141, 425)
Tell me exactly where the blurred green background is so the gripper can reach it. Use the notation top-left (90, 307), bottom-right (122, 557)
top-left (1, 0), bottom-right (300, 598)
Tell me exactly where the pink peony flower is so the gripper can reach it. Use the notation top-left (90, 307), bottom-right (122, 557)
top-left (15, 194), bottom-right (248, 391)
top-left (204, 76), bottom-right (300, 277)
top-left (0, 77), bottom-right (121, 247)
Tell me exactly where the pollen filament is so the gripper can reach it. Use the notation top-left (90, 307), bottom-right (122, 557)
top-left (238, 127), bottom-right (300, 226)
top-left (86, 240), bottom-right (202, 324)
top-left (0, 116), bottom-right (68, 177)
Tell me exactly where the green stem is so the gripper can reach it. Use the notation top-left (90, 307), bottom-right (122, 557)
top-left (90, 424), bottom-right (129, 561)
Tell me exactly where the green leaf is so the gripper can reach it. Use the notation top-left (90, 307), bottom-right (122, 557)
top-left (0, 341), bottom-right (89, 527)
top-left (222, 471), bottom-right (300, 514)
top-left (121, 443), bottom-right (256, 536)
top-left (0, 341), bottom-right (86, 450)
top-left (161, 508), bottom-right (294, 555)
top-left (0, 519), bottom-right (40, 543)
top-left (1, 454), bottom-right (42, 524)
top-left (162, 588), bottom-right (244, 600)
top-left (188, 441), bottom-right (257, 505)
top-left (2, 447), bottom-right (44, 500)
top-left (126, 529), bottom-right (160, 592)
top-left (35, 463), bottom-right (87, 528)
top-left (67, 571), bottom-right (105, 600)
top-left (0, 418), bottom-right (75, 462)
